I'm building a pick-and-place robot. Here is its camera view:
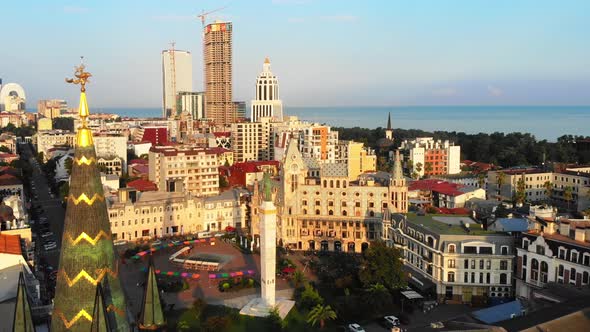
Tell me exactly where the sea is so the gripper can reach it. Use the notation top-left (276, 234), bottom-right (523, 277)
top-left (87, 105), bottom-right (590, 142)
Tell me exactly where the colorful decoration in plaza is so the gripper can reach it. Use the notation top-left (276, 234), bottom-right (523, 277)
top-left (131, 238), bottom-right (215, 259)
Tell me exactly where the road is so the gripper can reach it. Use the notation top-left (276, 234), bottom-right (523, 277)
top-left (20, 143), bottom-right (66, 274)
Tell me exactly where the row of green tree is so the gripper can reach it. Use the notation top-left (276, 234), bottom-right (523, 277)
top-left (335, 127), bottom-right (590, 167)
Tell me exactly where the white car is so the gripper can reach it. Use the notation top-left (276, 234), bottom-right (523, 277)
top-left (113, 239), bottom-right (128, 246)
top-left (384, 316), bottom-right (401, 326)
top-left (347, 323), bottom-right (365, 332)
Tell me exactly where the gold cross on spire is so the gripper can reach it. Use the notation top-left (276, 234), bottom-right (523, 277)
top-left (66, 56), bottom-right (92, 92)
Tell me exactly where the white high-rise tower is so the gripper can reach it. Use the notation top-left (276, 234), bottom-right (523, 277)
top-left (240, 173), bottom-right (294, 318)
top-left (250, 58), bottom-right (283, 122)
top-left (162, 49), bottom-right (193, 118)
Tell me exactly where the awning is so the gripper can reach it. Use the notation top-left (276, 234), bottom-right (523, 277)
top-left (401, 290), bottom-right (424, 300)
top-left (403, 265), bottom-right (436, 292)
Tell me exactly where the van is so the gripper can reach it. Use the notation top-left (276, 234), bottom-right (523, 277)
top-left (197, 231), bottom-right (212, 239)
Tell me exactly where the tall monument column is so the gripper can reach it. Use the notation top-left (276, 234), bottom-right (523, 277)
top-left (259, 175), bottom-right (276, 307)
top-left (240, 173), bottom-right (294, 318)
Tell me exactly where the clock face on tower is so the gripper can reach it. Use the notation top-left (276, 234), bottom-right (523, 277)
top-left (291, 164), bottom-right (299, 172)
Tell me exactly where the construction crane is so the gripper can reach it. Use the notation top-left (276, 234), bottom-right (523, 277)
top-left (197, 6), bottom-right (227, 29)
top-left (168, 41), bottom-right (177, 118)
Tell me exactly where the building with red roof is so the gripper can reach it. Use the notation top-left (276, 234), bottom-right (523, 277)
top-left (126, 179), bottom-right (158, 192)
top-left (221, 160), bottom-right (280, 187)
top-left (409, 179), bottom-right (485, 209)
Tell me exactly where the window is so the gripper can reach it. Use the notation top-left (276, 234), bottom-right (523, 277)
top-left (584, 254), bottom-right (590, 266)
top-left (471, 260), bottom-right (475, 269)
top-left (571, 251), bottom-right (579, 263)
top-left (486, 260), bottom-right (492, 269)
top-left (447, 272), bottom-right (455, 282)
top-left (464, 259), bottom-right (469, 269)
top-left (464, 272), bottom-right (469, 283)
top-left (531, 259), bottom-right (539, 281)
top-left (523, 255), bottom-right (527, 266)
top-left (448, 259), bottom-right (456, 268)
top-left (571, 268), bottom-right (577, 283)
top-left (471, 272), bottom-right (475, 283)
top-left (479, 260), bottom-right (484, 269)
top-left (448, 244), bottom-right (456, 253)
top-left (500, 273), bottom-right (507, 285)
top-left (486, 273), bottom-right (491, 284)
top-left (501, 246), bottom-right (509, 255)
top-left (523, 238), bottom-right (529, 250)
top-left (536, 245), bottom-right (545, 256)
top-left (558, 247), bottom-right (566, 260)
top-left (558, 264), bottom-right (564, 277)
top-left (480, 247), bottom-right (493, 254)
top-left (479, 273), bottom-right (483, 283)
top-left (500, 261), bottom-right (508, 270)
top-left (583, 271), bottom-right (589, 284)
top-left (464, 246), bottom-right (477, 254)
top-left (540, 261), bottom-right (548, 283)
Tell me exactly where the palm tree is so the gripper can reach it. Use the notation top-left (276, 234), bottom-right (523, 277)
top-left (543, 181), bottom-right (553, 203)
top-left (424, 162), bottom-right (433, 177)
top-left (496, 171), bottom-right (506, 200)
top-left (515, 175), bottom-right (526, 206)
top-left (415, 162), bottom-right (423, 178)
top-left (307, 304), bottom-right (337, 329)
top-left (477, 173), bottom-right (486, 189)
top-left (363, 283), bottom-right (392, 313)
top-left (563, 186), bottom-right (573, 210)
top-left (292, 270), bottom-right (306, 289)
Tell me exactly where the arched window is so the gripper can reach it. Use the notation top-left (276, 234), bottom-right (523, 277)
top-left (336, 180), bottom-right (340, 188)
top-left (369, 211), bottom-right (375, 217)
top-left (328, 210), bottom-right (334, 215)
top-left (343, 181), bottom-right (347, 188)
top-left (583, 271), bottom-right (589, 284)
top-left (342, 210), bottom-right (347, 216)
top-left (315, 209), bottom-right (320, 215)
top-left (531, 259), bottom-right (539, 281)
top-left (447, 272), bottom-right (455, 282)
top-left (500, 273), bottom-right (507, 284)
top-left (323, 180), bottom-right (327, 187)
top-left (303, 209), bottom-right (307, 215)
top-left (448, 244), bottom-right (456, 253)
top-left (501, 246), bottom-right (509, 255)
top-left (330, 180), bottom-right (334, 188)
top-left (523, 254), bottom-right (527, 266)
top-left (541, 261), bottom-right (549, 283)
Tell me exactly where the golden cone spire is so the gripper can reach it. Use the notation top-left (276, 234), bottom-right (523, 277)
top-left (66, 59), bottom-right (93, 147)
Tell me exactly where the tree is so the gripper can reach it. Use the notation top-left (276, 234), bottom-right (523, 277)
top-left (411, 171), bottom-right (419, 180)
top-left (64, 157), bottom-right (73, 175)
top-left (219, 175), bottom-right (229, 188)
top-left (307, 304), bottom-right (337, 329)
top-left (415, 162), bottom-right (423, 178)
top-left (477, 173), bottom-right (486, 189)
top-left (59, 182), bottom-right (70, 202)
top-left (363, 283), bottom-right (392, 314)
top-left (358, 240), bottom-right (406, 291)
top-left (298, 283), bottom-right (323, 310)
top-left (515, 175), bottom-right (526, 205)
top-left (563, 186), bottom-right (573, 210)
top-left (424, 162), bottom-right (433, 176)
top-left (496, 171), bottom-right (506, 200)
top-left (52, 118), bottom-right (74, 131)
top-left (543, 181), bottom-right (553, 203)
top-left (292, 270), bottom-right (306, 289)
top-left (266, 306), bottom-right (283, 331)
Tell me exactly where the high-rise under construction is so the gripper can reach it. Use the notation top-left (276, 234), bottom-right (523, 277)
top-left (204, 21), bottom-right (234, 126)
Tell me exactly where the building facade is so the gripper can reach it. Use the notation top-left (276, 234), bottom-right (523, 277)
top-left (107, 188), bottom-right (245, 241)
top-left (177, 91), bottom-right (205, 120)
top-left (148, 145), bottom-right (219, 197)
top-left (515, 217), bottom-right (590, 299)
top-left (162, 49), bottom-right (193, 118)
top-left (400, 137), bottom-right (461, 177)
top-left (251, 58), bottom-right (283, 122)
top-left (264, 139), bottom-right (408, 253)
top-left (33, 130), bottom-right (75, 161)
top-left (204, 21), bottom-right (234, 126)
top-left (93, 134), bottom-right (128, 171)
top-left (389, 213), bottom-right (514, 303)
top-left (37, 99), bottom-right (67, 119)
top-left (230, 120), bottom-right (273, 163)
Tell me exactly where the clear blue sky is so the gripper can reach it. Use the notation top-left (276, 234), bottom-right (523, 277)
top-left (1, 0), bottom-right (589, 108)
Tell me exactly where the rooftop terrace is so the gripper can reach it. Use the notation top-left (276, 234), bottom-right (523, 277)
top-left (405, 213), bottom-right (501, 235)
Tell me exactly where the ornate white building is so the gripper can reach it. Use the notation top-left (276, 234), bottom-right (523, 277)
top-left (251, 58), bottom-right (283, 122)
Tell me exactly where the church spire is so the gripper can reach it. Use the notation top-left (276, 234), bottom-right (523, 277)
top-left (387, 112), bottom-right (391, 130)
top-left (138, 258), bottom-right (165, 330)
top-left (12, 271), bottom-right (35, 332)
top-left (52, 62), bottom-right (130, 331)
top-left (90, 283), bottom-right (111, 332)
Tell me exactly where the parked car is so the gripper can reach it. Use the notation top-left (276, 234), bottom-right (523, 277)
top-left (150, 240), bottom-right (162, 247)
top-left (113, 239), bottom-right (128, 246)
top-left (379, 316), bottom-right (401, 328)
top-left (347, 323), bottom-right (365, 332)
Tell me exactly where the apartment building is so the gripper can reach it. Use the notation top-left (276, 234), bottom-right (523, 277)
top-left (336, 140), bottom-right (377, 181)
top-left (299, 125), bottom-right (339, 163)
top-left (388, 213), bottom-right (514, 303)
top-left (230, 119), bottom-right (273, 162)
top-left (148, 145), bottom-right (219, 197)
top-left (107, 188), bottom-right (246, 241)
top-left (97, 156), bottom-right (123, 176)
top-left (33, 130), bottom-right (75, 161)
top-left (259, 139), bottom-right (408, 253)
top-left (487, 168), bottom-right (590, 211)
top-left (400, 137), bottom-right (461, 177)
top-left (515, 217), bottom-right (590, 299)
top-left (37, 99), bottom-right (67, 119)
top-left (93, 134), bottom-right (128, 171)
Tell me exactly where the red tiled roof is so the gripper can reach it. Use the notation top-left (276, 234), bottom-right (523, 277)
top-left (409, 179), bottom-right (469, 197)
top-left (130, 164), bottom-right (149, 175)
top-left (0, 173), bottom-right (22, 186)
top-left (213, 132), bottom-right (230, 138)
top-left (0, 234), bottom-right (22, 255)
top-left (129, 159), bottom-right (148, 165)
top-left (127, 179), bottom-right (158, 192)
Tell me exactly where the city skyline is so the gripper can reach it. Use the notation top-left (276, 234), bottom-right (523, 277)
top-left (1, 0), bottom-right (590, 108)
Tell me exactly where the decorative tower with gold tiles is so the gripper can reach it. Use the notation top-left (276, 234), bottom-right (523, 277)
top-left (51, 63), bottom-right (131, 331)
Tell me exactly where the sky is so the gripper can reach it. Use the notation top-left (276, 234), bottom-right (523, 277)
top-left (1, 0), bottom-right (589, 108)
